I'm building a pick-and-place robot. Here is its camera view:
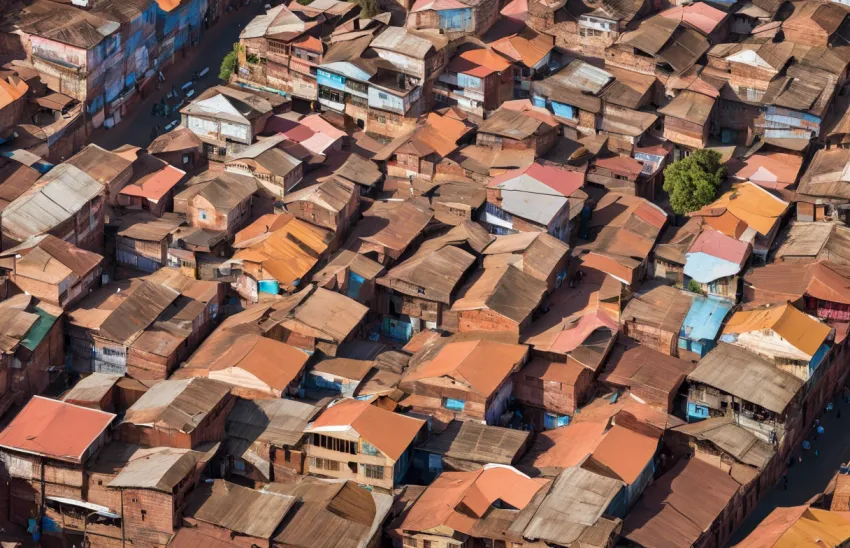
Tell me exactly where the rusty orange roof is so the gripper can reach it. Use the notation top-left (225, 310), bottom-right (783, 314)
top-left (119, 164), bottom-right (185, 203)
top-left (0, 396), bottom-right (115, 463)
top-left (588, 425), bottom-right (658, 484)
top-left (292, 34), bottom-right (323, 53)
top-left (691, 182), bottom-right (789, 237)
top-left (525, 421), bottom-right (607, 471)
top-left (735, 506), bottom-right (850, 548)
top-left (233, 215), bottom-right (331, 291)
top-left (308, 398), bottom-right (424, 460)
top-left (397, 465), bottom-right (547, 535)
top-left (453, 48), bottom-right (512, 77)
top-left (403, 340), bottom-right (528, 398)
top-left (491, 34), bottom-right (553, 68)
top-left (0, 76), bottom-right (27, 109)
top-left (522, 358), bottom-right (587, 385)
top-left (179, 329), bottom-right (309, 393)
top-left (723, 302), bottom-right (831, 357)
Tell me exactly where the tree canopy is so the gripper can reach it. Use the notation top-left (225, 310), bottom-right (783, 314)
top-left (662, 149), bottom-right (727, 216)
top-left (354, 0), bottom-right (380, 18)
top-left (219, 44), bottom-right (241, 82)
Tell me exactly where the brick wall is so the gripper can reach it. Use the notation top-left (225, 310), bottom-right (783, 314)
top-left (122, 489), bottom-right (175, 547)
top-left (118, 393), bottom-right (233, 449)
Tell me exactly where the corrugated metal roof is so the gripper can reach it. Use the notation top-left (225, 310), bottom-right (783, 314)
top-left (688, 342), bottom-right (803, 414)
top-left (2, 163), bottom-right (103, 242)
top-left (378, 244), bottom-right (476, 304)
top-left (98, 281), bottom-right (180, 345)
top-left (680, 295), bottom-right (733, 343)
top-left (622, 458), bottom-right (740, 547)
top-left (722, 302), bottom-right (831, 357)
top-left (510, 467), bottom-right (622, 546)
top-left (187, 480), bottom-right (296, 539)
top-left (308, 398), bottom-right (424, 460)
top-left (622, 284), bottom-right (693, 333)
top-left (122, 378), bottom-right (232, 433)
top-left (370, 26), bottom-right (444, 59)
top-left (227, 398), bottom-right (318, 447)
top-left (269, 477), bottom-right (393, 547)
top-left (403, 340), bottom-right (528, 398)
top-left (452, 265), bottom-right (547, 325)
top-left (599, 336), bottom-right (694, 410)
top-left (0, 396), bottom-right (115, 463)
top-left (63, 373), bottom-right (122, 405)
top-left (109, 448), bottom-right (204, 491)
top-left (420, 420), bottom-right (530, 464)
top-left (673, 416), bottom-right (775, 470)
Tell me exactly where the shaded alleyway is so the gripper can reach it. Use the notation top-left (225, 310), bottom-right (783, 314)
top-left (90, 2), bottom-right (264, 150)
top-left (730, 394), bottom-right (850, 544)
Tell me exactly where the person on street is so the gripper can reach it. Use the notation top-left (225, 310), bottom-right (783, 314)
top-left (783, 474), bottom-right (788, 490)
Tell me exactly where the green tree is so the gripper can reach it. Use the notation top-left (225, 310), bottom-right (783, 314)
top-left (686, 279), bottom-right (703, 294)
top-left (354, 0), bottom-right (379, 18)
top-left (219, 43), bottom-right (242, 82)
top-left (662, 149), bottom-right (727, 215)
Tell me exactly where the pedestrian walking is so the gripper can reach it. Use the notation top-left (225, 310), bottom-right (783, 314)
top-left (818, 425), bottom-right (825, 435)
top-left (815, 449), bottom-right (820, 457)
top-left (828, 401), bottom-right (834, 412)
top-left (798, 455), bottom-right (804, 464)
top-left (783, 474), bottom-right (788, 490)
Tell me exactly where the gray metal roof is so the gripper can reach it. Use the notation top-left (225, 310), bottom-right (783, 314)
top-left (2, 163), bottom-right (103, 242)
top-left (688, 342), bottom-right (804, 415)
top-left (511, 466), bottom-right (624, 546)
top-left (109, 448), bottom-right (205, 492)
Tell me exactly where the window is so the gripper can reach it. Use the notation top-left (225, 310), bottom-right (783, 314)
top-left (361, 463), bottom-right (385, 480)
top-left (312, 433), bottom-right (357, 454)
top-left (378, 92), bottom-right (389, 100)
top-left (182, 153), bottom-right (190, 165)
top-left (444, 398), bottom-right (465, 411)
top-left (311, 457), bottom-right (341, 472)
top-left (361, 440), bottom-right (380, 456)
top-left (403, 538), bottom-right (418, 548)
top-left (233, 459), bottom-right (246, 472)
top-left (199, 209), bottom-right (208, 220)
top-left (423, 541), bottom-right (432, 548)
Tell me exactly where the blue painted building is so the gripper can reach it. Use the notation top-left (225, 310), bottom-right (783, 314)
top-left (678, 295), bottom-right (733, 361)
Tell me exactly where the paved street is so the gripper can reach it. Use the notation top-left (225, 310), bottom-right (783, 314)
top-left (90, 2), bottom-right (264, 150)
top-left (730, 393), bottom-right (850, 544)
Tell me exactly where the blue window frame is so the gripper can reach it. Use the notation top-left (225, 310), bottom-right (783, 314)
top-left (444, 398), bottom-right (465, 411)
top-left (687, 402), bottom-right (709, 421)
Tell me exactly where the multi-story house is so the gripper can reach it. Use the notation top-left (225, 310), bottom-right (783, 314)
top-left (303, 398), bottom-right (426, 492)
top-left (1, 163), bottom-right (106, 253)
top-left (180, 86), bottom-right (277, 161)
top-left (0, 235), bottom-right (103, 308)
